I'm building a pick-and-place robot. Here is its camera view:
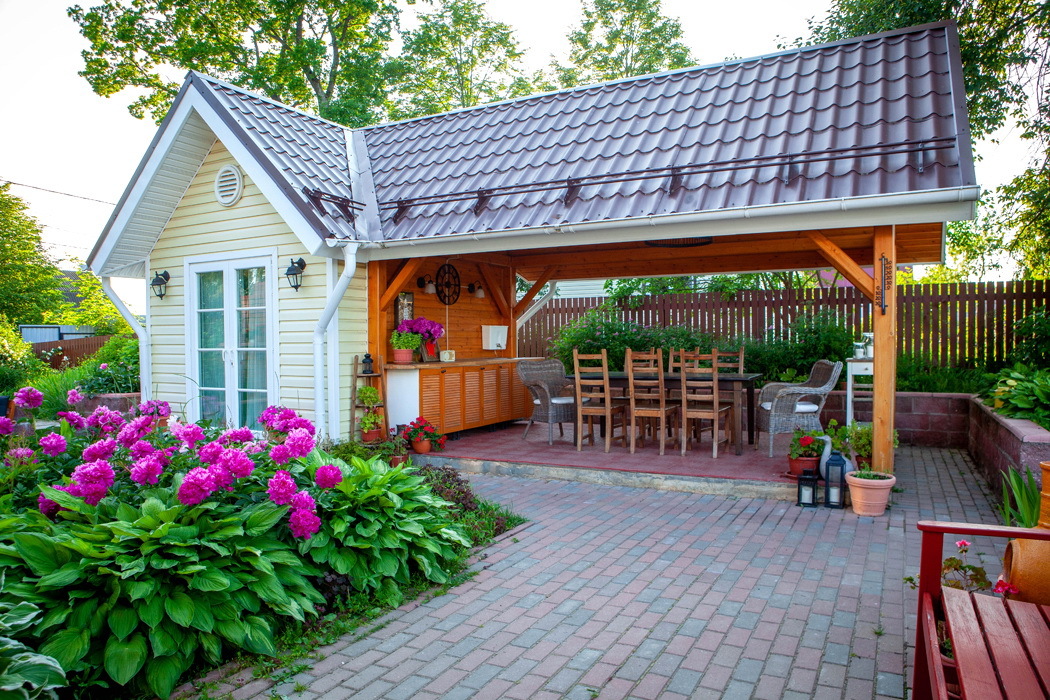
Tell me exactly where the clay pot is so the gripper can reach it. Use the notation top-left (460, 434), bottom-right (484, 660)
top-left (80, 392), bottom-right (141, 414)
top-left (788, 456), bottom-right (820, 479)
top-left (1002, 461), bottom-right (1050, 604)
top-left (389, 455), bottom-right (409, 467)
top-left (360, 428), bottom-right (383, 443)
top-left (845, 470), bottom-right (896, 516)
top-left (411, 439), bottom-right (432, 454)
top-left (392, 348), bottom-right (414, 364)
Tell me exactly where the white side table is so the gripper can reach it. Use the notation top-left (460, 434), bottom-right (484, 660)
top-left (846, 358), bottom-right (874, 426)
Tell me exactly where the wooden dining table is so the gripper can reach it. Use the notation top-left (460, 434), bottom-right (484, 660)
top-left (571, 372), bottom-right (762, 455)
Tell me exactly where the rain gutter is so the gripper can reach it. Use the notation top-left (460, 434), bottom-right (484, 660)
top-left (313, 241), bottom-right (360, 441)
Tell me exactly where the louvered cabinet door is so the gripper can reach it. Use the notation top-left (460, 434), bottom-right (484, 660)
top-left (419, 367), bottom-right (465, 434)
top-left (480, 365), bottom-right (501, 425)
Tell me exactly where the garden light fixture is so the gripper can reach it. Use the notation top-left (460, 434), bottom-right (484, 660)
top-left (150, 270), bottom-right (170, 299)
top-left (468, 280), bottom-right (484, 298)
top-left (798, 468), bottom-right (818, 507)
top-left (824, 451), bottom-right (847, 508)
top-left (417, 274), bottom-right (437, 295)
top-left (284, 257), bottom-right (307, 291)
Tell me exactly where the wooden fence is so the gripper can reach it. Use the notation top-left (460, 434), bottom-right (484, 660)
top-left (517, 280), bottom-right (1050, 367)
top-left (31, 335), bottom-right (113, 369)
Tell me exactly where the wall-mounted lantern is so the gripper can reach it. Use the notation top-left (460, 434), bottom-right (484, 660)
top-left (467, 280), bottom-right (484, 299)
top-left (150, 270), bottom-right (170, 299)
top-left (417, 274), bottom-right (436, 295)
top-left (284, 258), bottom-right (307, 291)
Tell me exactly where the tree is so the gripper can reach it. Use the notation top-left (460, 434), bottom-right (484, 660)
top-left (68, 0), bottom-right (398, 126)
top-left (389, 0), bottom-right (534, 120)
top-left (554, 0), bottom-right (695, 87)
top-left (0, 184), bottom-right (65, 326)
top-left (60, 266), bottom-right (134, 336)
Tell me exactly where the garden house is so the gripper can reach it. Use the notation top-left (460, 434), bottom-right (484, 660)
top-left (89, 21), bottom-right (977, 472)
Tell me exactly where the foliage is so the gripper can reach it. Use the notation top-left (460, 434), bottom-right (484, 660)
top-left (903, 539), bottom-right (992, 593)
top-left (0, 573), bottom-right (66, 698)
top-left (0, 184), bottom-right (65, 326)
top-left (454, 499), bottom-right (525, 546)
top-left (742, 310), bottom-right (854, 382)
top-left (388, 0), bottom-right (533, 119)
top-left (1000, 166), bottom-right (1050, 278)
top-left (56, 266), bottom-right (133, 336)
top-left (997, 466), bottom-right (1042, 528)
top-left (893, 354), bottom-right (991, 394)
top-left (326, 440), bottom-right (375, 464)
top-left (356, 386), bottom-right (381, 408)
top-left (400, 417), bottom-right (447, 450)
top-left (357, 411), bottom-right (384, 432)
top-left (846, 422), bottom-right (899, 459)
top-left (849, 469), bottom-right (894, 480)
top-left (68, 0), bottom-right (398, 126)
top-left (390, 330), bottom-right (422, 350)
top-left (553, 0), bottom-right (694, 87)
top-left (602, 271), bottom-right (825, 308)
top-left (0, 318), bottom-right (48, 394)
top-left (77, 336), bottom-right (140, 397)
top-left (414, 464), bottom-right (478, 514)
top-left (985, 364), bottom-right (1050, 430)
top-left (788, 429), bottom-right (824, 459)
top-left (1011, 305), bottom-right (1050, 369)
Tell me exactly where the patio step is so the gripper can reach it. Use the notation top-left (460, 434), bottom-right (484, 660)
top-left (423, 454), bottom-right (797, 501)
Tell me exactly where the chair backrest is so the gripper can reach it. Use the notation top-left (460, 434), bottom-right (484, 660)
top-left (626, 348), bottom-right (666, 408)
top-left (668, 347), bottom-right (702, 376)
top-left (573, 348), bottom-right (614, 402)
top-left (517, 358), bottom-right (569, 402)
top-left (714, 348), bottom-right (744, 374)
top-left (802, 359), bottom-right (844, 392)
top-left (674, 350), bottom-right (719, 410)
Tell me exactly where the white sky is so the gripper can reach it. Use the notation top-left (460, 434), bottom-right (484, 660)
top-left (0, 0), bottom-right (1034, 315)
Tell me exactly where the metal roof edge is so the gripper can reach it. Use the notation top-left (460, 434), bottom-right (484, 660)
top-left (186, 71), bottom-right (352, 132)
top-left (360, 22), bottom-right (958, 133)
top-left (942, 23), bottom-right (977, 187)
top-left (359, 186), bottom-right (979, 261)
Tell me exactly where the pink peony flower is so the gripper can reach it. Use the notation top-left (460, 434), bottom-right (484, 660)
top-left (82, 438), bottom-right (117, 463)
top-left (5, 447), bottom-right (36, 468)
top-left (129, 440), bottom-right (156, 460)
top-left (14, 387), bottom-right (43, 409)
top-left (39, 432), bottom-right (67, 457)
top-left (99, 363), bottom-right (108, 370)
top-left (67, 389), bottom-right (84, 405)
top-left (269, 443), bottom-right (291, 465)
top-left (219, 428), bottom-right (254, 445)
top-left (284, 417), bottom-right (316, 435)
top-left (219, 448), bottom-right (254, 478)
top-left (198, 441), bottom-right (224, 465)
top-left (0, 417), bottom-right (14, 435)
top-left (289, 508), bottom-right (321, 539)
top-left (116, 416), bottom-right (154, 448)
top-left (130, 455), bottom-right (164, 485)
top-left (171, 423), bottom-right (205, 449)
top-left (315, 464), bottom-right (343, 489)
top-left (290, 490), bottom-right (316, 513)
top-left (87, 406), bottom-right (124, 434)
top-left (207, 463), bottom-right (234, 491)
top-left (955, 539), bottom-right (970, 549)
top-left (38, 493), bottom-right (60, 519)
top-left (57, 411), bottom-right (86, 430)
top-left (267, 470), bottom-right (297, 505)
top-left (244, 440), bottom-right (267, 454)
top-left (69, 460), bottom-right (115, 505)
top-left (285, 427), bottom-right (315, 459)
top-left (177, 467), bottom-right (215, 506)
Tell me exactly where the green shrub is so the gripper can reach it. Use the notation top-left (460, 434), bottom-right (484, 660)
top-left (26, 364), bottom-right (97, 420)
top-left (77, 336), bottom-right (140, 396)
top-left (415, 464), bottom-right (478, 514)
top-left (985, 364), bottom-right (1050, 430)
top-left (1012, 305), bottom-right (1050, 369)
top-left (894, 355), bottom-right (991, 394)
top-left (0, 320), bottom-right (48, 394)
top-left (998, 466), bottom-right (1041, 528)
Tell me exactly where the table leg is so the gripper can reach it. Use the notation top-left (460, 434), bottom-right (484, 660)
top-left (746, 383), bottom-right (756, 446)
top-left (733, 383), bottom-right (743, 455)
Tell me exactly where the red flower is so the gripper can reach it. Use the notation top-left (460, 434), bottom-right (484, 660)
top-left (799, 435), bottom-right (814, 447)
top-left (993, 579), bottom-right (1020, 596)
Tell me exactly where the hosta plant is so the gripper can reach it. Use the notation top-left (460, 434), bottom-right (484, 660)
top-left (0, 573), bottom-right (66, 698)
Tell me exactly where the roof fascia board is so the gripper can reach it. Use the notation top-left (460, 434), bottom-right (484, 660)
top-left (359, 187), bottom-right (978, 261)
top-left (347, 131), bottom-right (382, 241)
top-left (943, 22), bottom-right (977, 187)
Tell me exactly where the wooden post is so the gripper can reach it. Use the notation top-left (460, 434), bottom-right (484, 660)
top-left (872, 225), bottom-right (897, 473)
top-left (366, 260), bottom-right (385, 358)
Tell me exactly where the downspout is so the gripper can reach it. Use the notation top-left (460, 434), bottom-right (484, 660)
top-left (101, 278), bottom-right (150, 400)
top-left (515, 282), bottom-right (559, 329)
top-left (313, 241), bottom-right (360, 441)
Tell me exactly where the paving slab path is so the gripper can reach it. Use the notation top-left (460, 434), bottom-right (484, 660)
top-left (237, 447), bottom-right (1001, 700)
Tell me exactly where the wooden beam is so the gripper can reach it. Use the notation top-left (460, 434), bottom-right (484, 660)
top-left (478, 264), bottom-right (511, 320)
top-left (513, 266), bottom-right (558, 318)
top-left (805, 230), bottom-right (875, 300)
top-left (872, 225), bottom-right (897, 474)
top-left (366, 260), bottom-right (384, 358)
top-left (378, 257), bottom-right (424, 311)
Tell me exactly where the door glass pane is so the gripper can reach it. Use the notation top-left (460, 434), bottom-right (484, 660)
top-left (199, 351), bottom-right (224, 388)
top-left (200, 389), bottom-right (226, 425)
top-left (238, 267), bottom-right (266, 308)
top-left (238, 310), bottom-right (266, 348)
top-left (238, 351), bottom-right (266, 390)
top-left (198, 310), bottom-right (224, 348)
top-left (239, 391), bottom-right (267, 428)
top-left (198, 271), bottom-right (223, 310)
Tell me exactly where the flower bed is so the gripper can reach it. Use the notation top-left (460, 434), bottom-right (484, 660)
top-left (0, 388), bottom-right (471, 697)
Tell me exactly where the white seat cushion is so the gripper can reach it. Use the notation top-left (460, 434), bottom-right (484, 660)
top-left (760, 400), bottom-right (819, 413)
top-left (534, 396), bottom-right (588, 405)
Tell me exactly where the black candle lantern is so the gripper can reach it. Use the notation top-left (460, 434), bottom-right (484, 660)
top-left (361, 353), bottom-right (374, 375)
top-left (798, 468), bottom-right (819, 508)
top-left (824, 450), bottom-right (847, 509)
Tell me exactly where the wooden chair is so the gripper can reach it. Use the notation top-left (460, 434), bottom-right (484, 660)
top-left (675, 349), bottom-right (734, 458)
top-left (517, 358), bottom-right (578, 445)
top-left (625, 348), bottom-right (677, 455)
top-left (755, 359), bottom-right (842, 457)
top-left (572, 348), bottom-right (627, 452)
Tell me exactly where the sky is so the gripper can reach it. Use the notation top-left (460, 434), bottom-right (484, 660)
top-left (0, 0), bottom-right (1035, 314)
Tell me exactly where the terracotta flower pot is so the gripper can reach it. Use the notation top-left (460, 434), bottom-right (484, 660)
top-left (845, 470), bottom-right (896, 516)
top-left (411, 439), bottom-right (432, 454)
top-left (389, 455), bottom-right (409, 467)
top-left (788, 456), bottom-right (820, 479)
top-left (361, 428), bottom-right (383, 443)
top-left (1001, 461), bottom-right (1050, 604)
top-left (393, 348), bottom-right (414, 364)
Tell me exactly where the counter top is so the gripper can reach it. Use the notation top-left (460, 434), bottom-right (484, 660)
top-left (385, 356), bottom-right (542, 370)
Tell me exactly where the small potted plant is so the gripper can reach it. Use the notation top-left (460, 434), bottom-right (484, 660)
top-left (787, 428), bottom-right (823, 478)
top-left (357, 385), bottom-right (382, 410)
top-left (846, 421), bottom-right (898, 469)
top-left (391, 330), bottom-right (423, 364)
top-left (358, 410), bottom-right (385, 442)
top-left (380, 429), bottom-right (410, 466)
top-left (401, 416), bottom-right (447, 454)
top-left (845, 468), bottom-right (897, 516)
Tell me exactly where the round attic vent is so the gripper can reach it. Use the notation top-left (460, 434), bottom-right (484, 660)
top-left (214, 165), bottom-right (243, 206)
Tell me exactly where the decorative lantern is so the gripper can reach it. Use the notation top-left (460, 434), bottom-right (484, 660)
top-left (467, 280), bottom-right (485, 298)
top-left (150, 270), bottom-right (170, 299)
top-left (361, 353), bottom-right (374, 375)
top-left (798, 468), bottom-right (819, 508)
top-left (284, 258), bottom-right (307, 291)
top-left (824, 450), bottom-right (847, 508)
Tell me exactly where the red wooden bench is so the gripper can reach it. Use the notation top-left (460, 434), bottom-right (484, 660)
top-left (914, 520), bottom-right (1050, 699)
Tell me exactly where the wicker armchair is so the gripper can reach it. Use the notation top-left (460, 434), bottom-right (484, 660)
top-left (517, 358), bottom-right (578, 445)
top-left (755, 359), bottom-right (843, 457)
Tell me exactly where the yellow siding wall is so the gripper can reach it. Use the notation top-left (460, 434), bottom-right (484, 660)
top-left (147, 140), bottom-right (367, 436)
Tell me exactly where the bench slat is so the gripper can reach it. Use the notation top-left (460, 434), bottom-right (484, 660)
top-left (942, 588), bottom-right (1004, 700)
top-left (1006, 599), bottom-right (1050, 695)
top-left (920, 592), bottom-right (951, 700)
top-left (972, 593), bottom-right (1044, 698)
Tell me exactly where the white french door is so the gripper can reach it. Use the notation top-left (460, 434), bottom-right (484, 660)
top-left (187, 255), bottom-right (275, 428)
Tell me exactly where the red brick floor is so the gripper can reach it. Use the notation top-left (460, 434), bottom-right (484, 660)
top-left (440, 420), bottom-right (798, 484)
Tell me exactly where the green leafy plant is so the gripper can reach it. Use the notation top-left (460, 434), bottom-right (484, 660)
top-left (998, 466), bottom-right (1042, 528)
top-left (846, 422), bottom-right (898, 459)
top-left (0, 573), bottom-right (66, 698)
top-left (1011, 305), bottom-right (1050, 369)
top-left (356, 386), bottom-right (381, 409)
top-left (390, 330), bottom-right (423, 350)
top-left (0, 318), bottom-right (48, 394)
top-left (895, 354), bottom-right (991, 394)
top-left (850, 470), bottom-right (894, 480)
top-left (788, 429), bottom-right (824, 459)
top-left (358, 411), bottom-right (384, 433)
top-left (986, 364), bottom-right (1050, 430)
top-left (904, 539), bottom-right (992, 593)
top-left (76, 336), bottom-right (141, 396)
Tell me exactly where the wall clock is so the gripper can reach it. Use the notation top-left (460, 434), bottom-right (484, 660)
top-left (435, 263), bottom-right (460, 305)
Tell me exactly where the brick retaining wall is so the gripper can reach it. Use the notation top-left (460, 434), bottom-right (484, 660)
top-left (968, 400), bottom-right (1050, 486)
top-left (823, 391), bottom-right (972, 449)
